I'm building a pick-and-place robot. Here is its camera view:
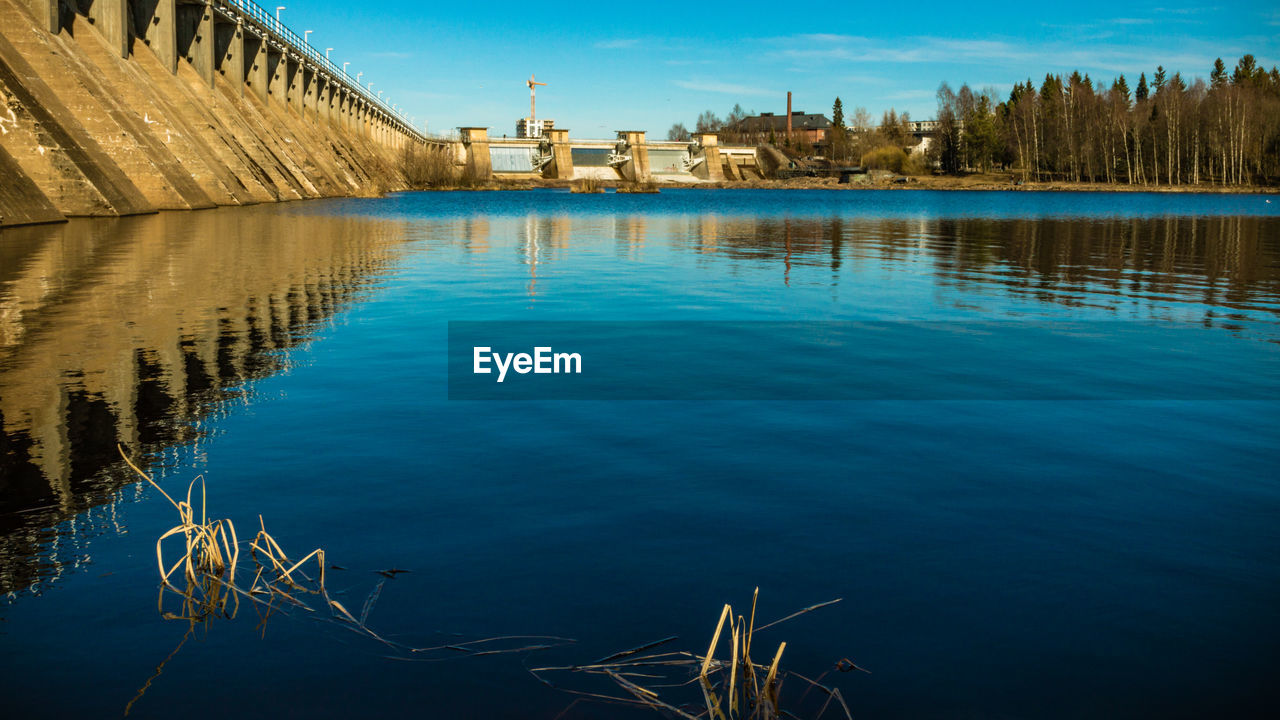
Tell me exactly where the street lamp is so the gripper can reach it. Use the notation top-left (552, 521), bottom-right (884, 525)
top-left (356, 72), bottom-right (362, 82)
top-left (377, 90), bottom-right (383, 99)
top-left (325, 48), bottom-right (333, 59)
top-left (343, 62), bottom-right (349, 75)
top-left (276, 6), bottom-right (285, 23)
top-left (303, 29), bottom-right (312, 44)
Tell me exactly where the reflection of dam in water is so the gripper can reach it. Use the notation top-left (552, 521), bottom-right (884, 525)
top-left (0, 208), bottom-right (413, 596)
top-left (4, 204), bottom-right (1277, 598)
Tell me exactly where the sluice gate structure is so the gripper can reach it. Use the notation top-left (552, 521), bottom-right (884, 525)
top-left (0, 0), bottom-right (432, 228)
top-left (457, 129), bottom-right (767, 184)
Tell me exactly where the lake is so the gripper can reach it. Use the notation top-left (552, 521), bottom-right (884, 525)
top-left (1, 189), bottom-right (1278, 718)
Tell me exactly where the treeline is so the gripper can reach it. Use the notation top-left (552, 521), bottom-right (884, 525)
top-left (669, 100), bottom-right (921, 166)
top-left (934, 54), bottom-right (1280, 185)
top-left (668, 105), bottom-right (751, 143)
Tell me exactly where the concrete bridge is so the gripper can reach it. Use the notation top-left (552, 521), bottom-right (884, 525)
top-left (456, 129), bottom-right (766, 184)
top-left (0, 0), bottom-right (431, 227)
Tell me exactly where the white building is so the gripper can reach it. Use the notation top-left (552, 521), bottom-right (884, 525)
top-left (516, 118), bottom-right (555, 138)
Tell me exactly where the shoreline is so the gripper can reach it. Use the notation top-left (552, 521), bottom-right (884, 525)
top-left (5, 177), bottom-right (1276, 231)
top-left (423, 176), bottom-right (1280, 195)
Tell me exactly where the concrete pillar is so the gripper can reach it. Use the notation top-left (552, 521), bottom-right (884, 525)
top-left (245, 35), bottom-right (268, 102)
top-left (692, 132), bottom-right (724, 182)
top-left (286, 58), bottom-right (305, 114)
top-left (722, 156), bottom-right (742, 181)
top-left (303, 68), bottom-right (318, 120)
top-left (615, 130), bottom-right (651, 183)
top-left (176, 1), bottom-right (215, 87)
top-left (24, 0), bottom-right (59, 34)
top-left (291, 59), bottom-right (303, 112)
top-left (460, 127), bottom-right (492, 181)
top-left (86, 0), bottom-right (128, 58)
top-left (267, 48), bottom-right (286, 104)
top-left (196, 3), bottom-right (215, 87)
top-left (133, 0), bottom-right (177, 73)
top-left (543, 128), bottom-right (574, 179)
top-left (214, 18), bottom-right (244, 96)
top-left (316, 81), bottom-right (328, 124)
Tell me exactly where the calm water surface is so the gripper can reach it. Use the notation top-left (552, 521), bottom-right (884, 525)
top-left (1, 189), bottom-right (1278, 718)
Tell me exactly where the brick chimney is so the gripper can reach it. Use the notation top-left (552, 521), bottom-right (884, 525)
top-left (786, 91), bottom-right (792, 136)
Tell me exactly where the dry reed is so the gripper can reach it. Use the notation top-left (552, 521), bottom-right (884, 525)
top-left (118, 446), bottom-right (572, 652)
top-left (615, 180), bottom-right (661, 193)
top-left (531, 588), bottom-right (863, 719)
top-left (571, 177), bottom-right (604, 193)
top-left (400, 144), bottom-right (468, 189)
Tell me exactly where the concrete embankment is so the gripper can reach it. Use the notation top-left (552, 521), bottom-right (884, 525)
top-left (0, 0), bottom-right (420, 228)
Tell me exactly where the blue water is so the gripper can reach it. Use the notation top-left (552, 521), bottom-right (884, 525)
top-left (1, 189), bottom-right (1278, 718)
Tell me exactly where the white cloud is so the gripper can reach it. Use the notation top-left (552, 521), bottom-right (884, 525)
top-left (594, 38), bottom-right (639, 49)
top-left (674, 79), bottom-right (777, 97)
top-left (885, 89), bottom-right (934, 100)
top-left (764, 33), bottom-right (1247, 77)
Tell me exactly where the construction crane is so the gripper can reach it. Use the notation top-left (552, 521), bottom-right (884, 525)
top-left (527, 74), bottom-right (546, 124)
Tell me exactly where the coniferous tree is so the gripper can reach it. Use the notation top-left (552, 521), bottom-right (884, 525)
top-left (829, 97), bottom-right (848, 162)
top-left (1211, 58), bottom-right (1228, 88)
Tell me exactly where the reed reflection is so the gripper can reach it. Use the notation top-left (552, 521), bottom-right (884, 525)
top-left (0, 209), bottom-right (412, 597)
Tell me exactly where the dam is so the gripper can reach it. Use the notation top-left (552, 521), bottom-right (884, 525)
top-left (0, 0), bottom-right (429, 228)
top-left (459, 128), bottom-right (766, 184)
top-left (0, 1), bottom-right (775, 230)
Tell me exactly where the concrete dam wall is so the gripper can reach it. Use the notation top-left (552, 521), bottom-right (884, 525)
top-left (0, 0), bottom-right (426, 228)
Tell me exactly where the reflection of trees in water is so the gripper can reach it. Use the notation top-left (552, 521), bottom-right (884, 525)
top-left (448, 212), bottom-right (1278, 311)
top-left (0, 209), bottom-right (410, 597)
top-left (923, 216), bottom-right (1280, 317)
top-left (678, 215), bottom-right (1279, 312)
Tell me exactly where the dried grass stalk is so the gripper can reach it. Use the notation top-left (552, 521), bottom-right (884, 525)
top-left (532, 588), bottom-right (856, 719)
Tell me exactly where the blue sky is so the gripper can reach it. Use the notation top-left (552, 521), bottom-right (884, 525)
top-left (280, 1), bottom-right (1279, 138)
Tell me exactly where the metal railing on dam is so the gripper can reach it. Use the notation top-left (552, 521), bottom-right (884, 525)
top-left (210, 0), bottom-right (424, 142)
